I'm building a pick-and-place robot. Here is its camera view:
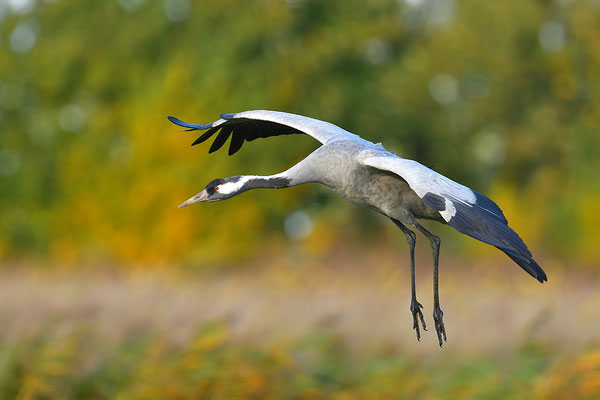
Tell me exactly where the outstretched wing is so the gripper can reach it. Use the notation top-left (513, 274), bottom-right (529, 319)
top-left (359, 152), bottom-right (547, 283)
top-left (168, 110), bottom-right (360, 155)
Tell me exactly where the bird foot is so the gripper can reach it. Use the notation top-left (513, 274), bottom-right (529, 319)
top-left (433, 306), bottom-right (447, 347)
top-left (410, 299), bottom-right (427, 341)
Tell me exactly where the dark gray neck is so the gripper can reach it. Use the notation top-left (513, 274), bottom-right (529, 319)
top-left (218, 173), bottom-right (296, 198)
top-left (223, 153), bottom-right (325, 196)
top-left (241, 175), bottom-right (292, 190)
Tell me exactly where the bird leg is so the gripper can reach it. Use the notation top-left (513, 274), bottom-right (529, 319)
top-left (415, 222), bottom-right (446, 347)
top-left (391, 219), bottom-right (426, 341)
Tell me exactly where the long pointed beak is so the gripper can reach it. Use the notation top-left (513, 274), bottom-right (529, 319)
top-left (178, 189), bottom-right (210, 208)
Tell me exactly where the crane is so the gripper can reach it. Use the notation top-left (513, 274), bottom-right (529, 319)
top-left (169, 110), bottom-right (546, 347)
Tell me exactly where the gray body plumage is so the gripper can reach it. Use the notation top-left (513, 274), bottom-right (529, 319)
top-left (289, 139), bottom-right (444, 225)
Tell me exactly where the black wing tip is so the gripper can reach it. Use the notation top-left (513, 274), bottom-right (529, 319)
top-left (447, 199), bottom-right (548, 283)
top-left (530, 262), bottom-right (548, 283)
top-left (532, 260), bottom-right (548, 283)
top-left (504, 251), bottom-right (547, 283)
top-left (167, 115), bottom-right (190, 127)
top-left (167, 116), bottom-right (213, 131)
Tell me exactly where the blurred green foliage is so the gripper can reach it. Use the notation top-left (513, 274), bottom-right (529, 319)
top-left (1, 322), bottom-right (599, 399)
top-left (1, 0), bottom-right (600, 265)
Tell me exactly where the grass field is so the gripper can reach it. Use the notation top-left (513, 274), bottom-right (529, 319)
top-left (1, 251), bottom-right (599, 399)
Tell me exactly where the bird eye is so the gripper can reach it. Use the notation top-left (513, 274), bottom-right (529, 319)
top-left (214, 186), bottom-right (219, 191)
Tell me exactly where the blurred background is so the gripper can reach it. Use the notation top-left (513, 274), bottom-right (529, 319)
top-left (1, 0), bottom-right (600, 398)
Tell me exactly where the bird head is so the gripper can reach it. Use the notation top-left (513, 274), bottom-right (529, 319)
top-left (178, 177), bottom-right (245, 208)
